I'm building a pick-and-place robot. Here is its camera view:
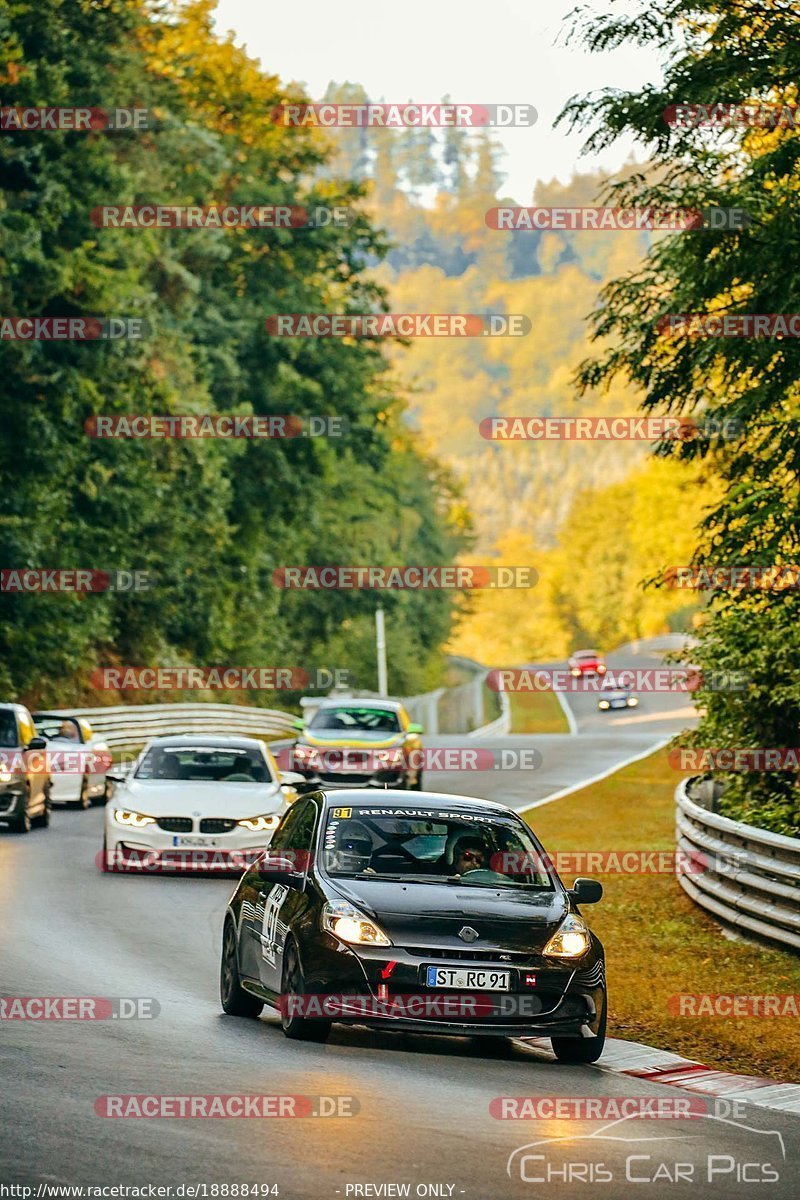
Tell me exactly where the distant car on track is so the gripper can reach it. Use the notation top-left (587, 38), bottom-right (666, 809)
top-left (0, 703), bottom-right (51, 834)
top-left (102, 734), bottom-right (299, 873)
top-left (568, 649), bottom-right (607, 677)
top-left (220, 788), bottom-right (607, 1061)
top-left (597, 689), bottom-right (639, 712)
top-left (33, 712), bottom-right (111, 809)
top-left (290, 698), bottom-right (423, 791)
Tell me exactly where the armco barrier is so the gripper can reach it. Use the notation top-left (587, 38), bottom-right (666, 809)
top-left (44, 703), bottom-right (298, 751)
top-left (675, 777), bottom-right (800, 952)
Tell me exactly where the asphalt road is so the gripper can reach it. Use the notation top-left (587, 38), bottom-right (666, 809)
top-left (2, 640), bottom-right (797, 1196)
top-left (1, 807), bottom-right (797, 1197)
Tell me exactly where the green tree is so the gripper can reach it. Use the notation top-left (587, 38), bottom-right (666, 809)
top-left (559, 0), bottom-right (800, 832)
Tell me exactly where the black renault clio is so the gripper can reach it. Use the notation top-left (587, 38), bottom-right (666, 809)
top-left (220, 789), bottom-right (606, 1062)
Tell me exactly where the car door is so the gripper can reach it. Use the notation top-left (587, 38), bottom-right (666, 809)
top-left (18, 709), bottom-right (47, 809)
top-left (257, 798), bottom-right (319, 995)
top-left (81, 720), bottom-right (111, 798)
top-left (239, 800), bottom-right (307, 983)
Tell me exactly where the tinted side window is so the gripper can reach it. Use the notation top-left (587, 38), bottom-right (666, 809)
top-left (0, 710), bottom-right (18, 747)
top-left (269, 801), bottom-right (310, 851)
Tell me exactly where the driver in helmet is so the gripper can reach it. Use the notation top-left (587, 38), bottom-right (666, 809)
top-left (328, 820), bottom-right (374, 873)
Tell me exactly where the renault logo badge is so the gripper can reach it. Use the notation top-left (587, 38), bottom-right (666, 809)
top-left (459, 926), bottom-right (479, 943)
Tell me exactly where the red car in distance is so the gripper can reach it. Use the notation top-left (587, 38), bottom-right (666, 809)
top-left (568, 649), bottom-right (607, 678)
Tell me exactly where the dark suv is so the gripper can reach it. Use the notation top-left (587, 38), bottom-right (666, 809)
top-left (0, 703), bottom-right (51, 833)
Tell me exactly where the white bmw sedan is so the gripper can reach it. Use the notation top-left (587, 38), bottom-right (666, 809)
top-left (102, 735), bottom-right (297, 873)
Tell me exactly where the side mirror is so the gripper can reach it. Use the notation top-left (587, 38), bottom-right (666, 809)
top-left (569, 877), bottom-right (603, 905)
top-left (26, 737), bottom-right (48, 751)
top-left (106, 762), bottom-right (133, 784)
top-left (280, 770), bottom-right (305, 787)
top-left (407, 723), bottom-right (423, 735)
top-left (291, 717), bottom-right (305, 732)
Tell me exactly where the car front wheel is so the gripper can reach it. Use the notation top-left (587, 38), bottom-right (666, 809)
top-left (9, 790), bottom-right (31, 834)
top-left (280, 939), bottom-right (330, 1042)
top-left (220, 919), bottom-right (263, 1018)
top-left (551, 997), bottom-right (607, 1064)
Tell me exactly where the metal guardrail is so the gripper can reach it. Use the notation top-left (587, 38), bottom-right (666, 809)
top-left (44, 704), bottom-right (298, 751)
top-left (45, 666), bottom-right (511, 755)
top-left (675, 777), bottom-right (800, 952)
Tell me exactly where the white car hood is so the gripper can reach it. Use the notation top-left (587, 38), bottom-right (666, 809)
top-left (115, 778), bottom-right (285, 819)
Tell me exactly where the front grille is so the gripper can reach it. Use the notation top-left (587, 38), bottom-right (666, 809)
top-left (318, 772), bottom-right (372, 784)
top-left (404, 947), bottom-right (534, 962)
top-left (200, 818), bottom-right (237, 834)
top-left (156, 817), bottom-right (193, 833)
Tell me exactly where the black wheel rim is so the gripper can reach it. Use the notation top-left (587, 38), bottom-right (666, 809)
top-left (281, 948), bottom-right (301, 1028)
top-left (221, 925), bottom-right (236, 1004)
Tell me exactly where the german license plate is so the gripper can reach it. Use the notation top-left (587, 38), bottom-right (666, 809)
top-left (172, 836), bottom-right (218, 847)
top-left (425, 966), bottom-right (511, 990)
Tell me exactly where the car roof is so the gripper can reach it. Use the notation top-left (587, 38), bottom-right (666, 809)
top-left (313, 697), bottom-right (404, 710)
top-left (144, 734), bottom-right (268, 750)
top-left (316, 788), bottom-right (515, 816)
top-left (572, 649), bottom-right (600, 656)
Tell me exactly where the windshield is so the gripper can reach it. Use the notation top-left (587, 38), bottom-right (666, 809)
top-left (322, 805), bottom-right (554, 889)
top-left (135, 745), bottom-right (274, 783)
top-left (309, 706), bottom-right (401, 734)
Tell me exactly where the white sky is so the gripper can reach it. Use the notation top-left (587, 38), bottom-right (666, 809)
top-left (213, 0), bottom-right (665, 200)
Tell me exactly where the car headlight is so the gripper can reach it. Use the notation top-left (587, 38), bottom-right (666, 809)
top-left (322, 901), bottom-right (392, 946)
top-left (113, 809), bottom-right (156, 828)
top-left (0, 770), bottom-right (13, 783)
top-left (627, 696), bottom-right (639, 707)
top-left (570, 667), bottom-right (581, 677)
top-left (598, 700), bottom-right (610, 710)
top-left (237, 813), bottom-right (282, 832)
top-left (543, 914), bottom-right (591, 959)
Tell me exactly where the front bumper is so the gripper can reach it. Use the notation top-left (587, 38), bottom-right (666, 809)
top-left (103, 822), bottom-right (276, 873)
top-left (297, 937), bottom-right (605, 1038)
top-left (0, 785), bottom-right (26, 822)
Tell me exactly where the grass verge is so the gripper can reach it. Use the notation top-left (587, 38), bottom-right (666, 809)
top-left (510, 690), bottom-right (570, 734)
top-left (522, 747), bottom-right (800, 1083)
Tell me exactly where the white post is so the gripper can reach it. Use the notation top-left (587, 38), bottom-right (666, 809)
top-left (376, 606), bottom-right (388, 697)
